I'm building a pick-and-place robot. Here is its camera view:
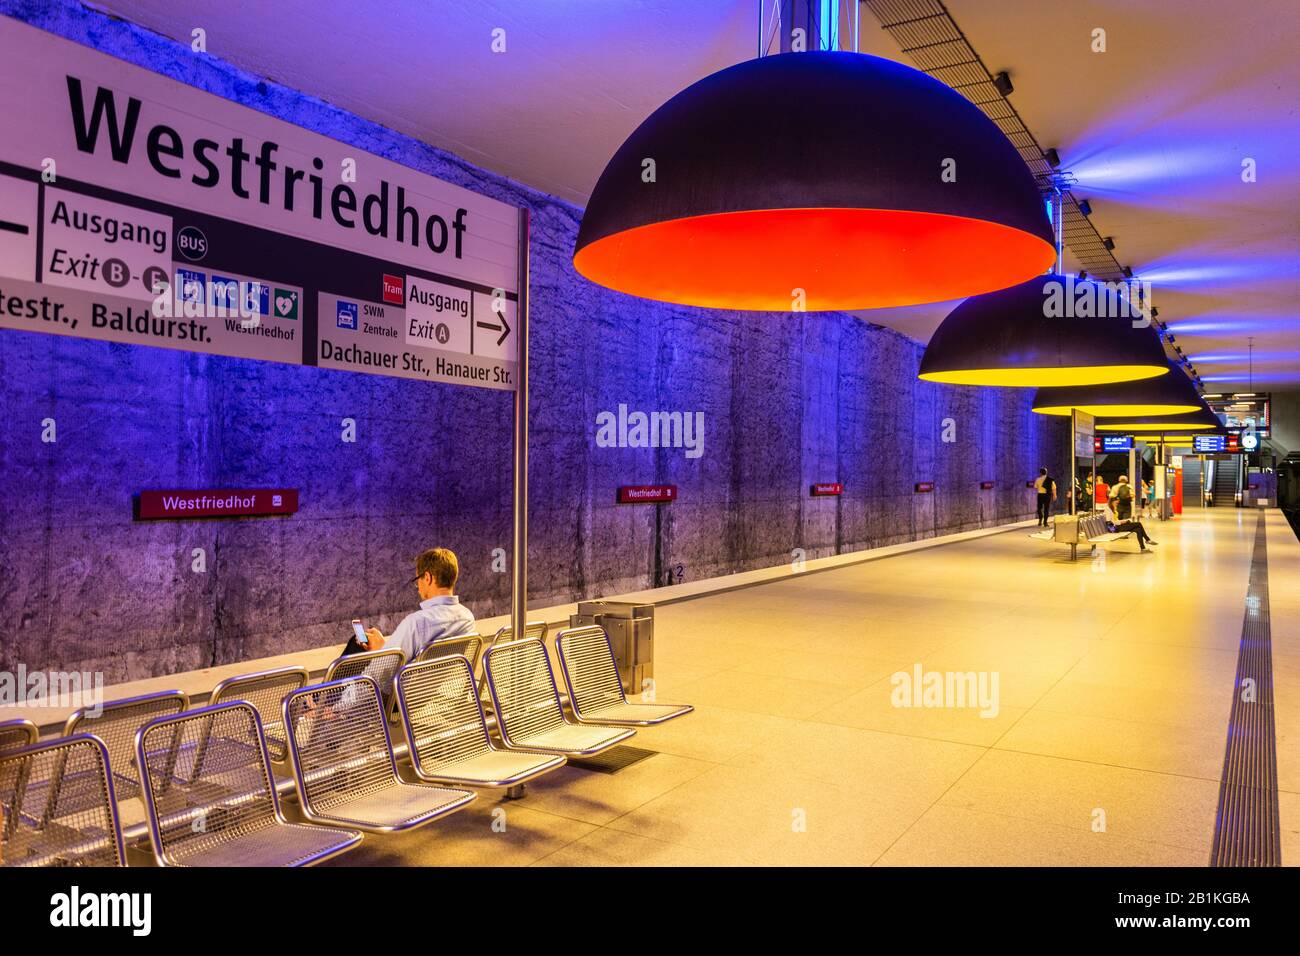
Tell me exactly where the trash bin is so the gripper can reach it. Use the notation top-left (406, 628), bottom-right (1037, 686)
top-left (570, 601), bottom-right (654, 695)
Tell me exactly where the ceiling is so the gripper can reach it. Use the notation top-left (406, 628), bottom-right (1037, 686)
top-left (91, 0), bottom-right (1300, 390)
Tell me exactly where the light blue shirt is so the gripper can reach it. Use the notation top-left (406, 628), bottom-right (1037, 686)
top-left (341, 595), bottom-right (476, 709)
top-left (387, 595), bottom-right (477, 663)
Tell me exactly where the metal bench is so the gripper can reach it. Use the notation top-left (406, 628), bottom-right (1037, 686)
top-left (210, 666), bottom-right (311, 762)
top-left (325, 647), bottom-right (407, 718)
top-left (135, 701), bottom-right (362, 866)
top-left (1, 734), bottom-right (125, 867)
top-left (65, 690), bottom-right (189, 805)
top-left (283, 676), bottom-right (475, 833)
top-left (1079, 511), bottom-right (1143, 553)
top-left (396, 656), bottom-right (565, 789)
top-left (411, 632), bottom-right (484, 670)
top-left (555, 626), bottom-right (693, 726)
top-left (483, 638), bottom-right (636, 756)
top-left (477, 621), bottom-right (548, 697)
top-left (0, 718), bottom-right (38, 753)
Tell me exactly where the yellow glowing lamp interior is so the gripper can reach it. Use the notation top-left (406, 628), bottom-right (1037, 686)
top-left (919, 365), bottom-right (1166, 387)
top-left (1033, 401), bottom-right (1202, 417)
top-left (1097, 422), bottom-right (1215, 431)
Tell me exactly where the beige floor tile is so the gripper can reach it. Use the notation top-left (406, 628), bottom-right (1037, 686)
top-left (811, 676), bottom-right (1028, 747)
top-left (939, 749), bottom-right (1220, 851)
top-left (996, 708), bottom-right (1226, 780)
top-left (727, 719), bottom-right (984, 808)
top-left (631, 703), bottom-right (805, 763)
top-left (605, 764), bottom-right (921, 866)
top-left (516, 751), bottom-right (717, 825)
top-left (321, 800), bottom-right (596, 867)
top-left (534, 826), bottom-right (755, 866)
top-left (1279, 790), bottom-right (1300, 867)
top-left (1032, 678), bottom-right (1232, 730)
top-left (729, 646), bottom-right (905, 687)
top-left (671, 669), bottom-right (862, 720)
top-left (875, 804), bottom-right (1206, 866)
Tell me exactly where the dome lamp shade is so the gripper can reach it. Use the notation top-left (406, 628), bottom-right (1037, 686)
top-left (574, 52), bottom-right (1055, 311)
top-left (1032, 362), bottom-right (1203, 416)
top-left (918, 274), bottom-right (1170, 386)
top-left (1095, 407), bottom-right (1225, 432)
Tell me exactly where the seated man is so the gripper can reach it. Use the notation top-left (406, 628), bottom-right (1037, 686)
top-left (1102, 506), bottom-right (1158, 552)
top-left (365, 547), bottom-right (476, 661)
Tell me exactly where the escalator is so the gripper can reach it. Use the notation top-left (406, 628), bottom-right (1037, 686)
top-left (1208, 457), bottom-right (1241, 507)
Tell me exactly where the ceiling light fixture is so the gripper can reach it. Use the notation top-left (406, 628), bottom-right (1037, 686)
top-left (918, 274), bottom-right (1169, 386)
top-left (1031, 362), bottom-right (1203, 415)
top-left (575, 52), bottom-right (1055, 311)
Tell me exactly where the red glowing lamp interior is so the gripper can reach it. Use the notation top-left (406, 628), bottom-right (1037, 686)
top-left (574, 207), bottom-right (1056, 311)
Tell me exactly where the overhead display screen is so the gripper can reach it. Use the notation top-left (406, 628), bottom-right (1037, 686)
top-left (1093, 435), bottom-right (1133, 453)
top-left (1193, 435), bottom-right (1227, 452)
top-left (0, 18), bottom-right (520, 390)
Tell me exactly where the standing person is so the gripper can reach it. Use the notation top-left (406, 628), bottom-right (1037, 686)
top-left (1033, 467), bottom-right (1056, 526)
top-left (1109, 474), bottom-right (1135, 522)
top-left (1139, 477), bottom-right (1152, 518)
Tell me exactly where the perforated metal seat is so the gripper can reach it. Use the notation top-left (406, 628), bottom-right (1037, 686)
top-left (135, 702), bottom-right (361, 867)
top-left (411, 633), bottom-right (484, 670)
top-left (283, 676), bottom-right (475, 832)
top-left (396, 657), bottom-right (565, 788)
top-left (556, 626), bottom-right (694, 726)
top-left (210, 666), bottom-right (310, 762)
top-left (65, 691), bottom-right (188, 805)
top-left (0, 719), bottom-right (38, 753)
top-left (483, 638), bottom-right (636, 755)
top-left (477, 622), bottom-right (548, 697)
top-left (325, 648), bottom-right (407, 718)
top-left (1, 734), bottom-right (125, 867)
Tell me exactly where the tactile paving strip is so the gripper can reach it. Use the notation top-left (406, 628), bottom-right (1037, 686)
top-left (1210, 513), bottom-right (1281, 866)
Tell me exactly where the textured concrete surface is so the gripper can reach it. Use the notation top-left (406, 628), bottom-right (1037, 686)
top-left (0, 1), bottom-right (1069, 681)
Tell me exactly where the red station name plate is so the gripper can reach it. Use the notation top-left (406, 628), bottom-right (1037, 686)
top-left (138, 489), bottom-right (299, 519)
top-left (980, 481), bottom-right (996, 490)
top-left (617, 485), bottom-right (677, 504)
top-left (914, 482), bottom-right (935, 493)
top-left (810, 483), bottom-right (843, 496)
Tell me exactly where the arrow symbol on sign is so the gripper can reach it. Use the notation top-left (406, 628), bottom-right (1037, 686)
top-left (476, 303), bottom-right (511, 346)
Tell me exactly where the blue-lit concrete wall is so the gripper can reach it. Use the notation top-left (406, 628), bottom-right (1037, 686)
top-left (0, 1), bottom-right (1068, 681)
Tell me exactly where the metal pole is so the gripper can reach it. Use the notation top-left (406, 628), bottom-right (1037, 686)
top-left (511, 208), bottom-right (530, 639)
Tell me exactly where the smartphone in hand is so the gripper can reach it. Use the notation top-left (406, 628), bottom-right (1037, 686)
top-left (351, 619), bottom-right (369, 648)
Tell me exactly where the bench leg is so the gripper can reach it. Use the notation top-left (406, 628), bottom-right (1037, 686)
top-left (505, 784), bottom-right (527, 800)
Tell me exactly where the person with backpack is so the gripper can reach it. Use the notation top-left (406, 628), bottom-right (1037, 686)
top-left (1109, 475), bottom-right (1137, 522)
top-left (1034, 467), bottom-right (1056, 527)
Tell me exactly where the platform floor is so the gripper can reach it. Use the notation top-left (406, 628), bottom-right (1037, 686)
top-left (327, 505), bottom-right (1300, 867)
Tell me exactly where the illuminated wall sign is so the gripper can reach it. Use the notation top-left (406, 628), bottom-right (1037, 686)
top-left (979, 481), bottom-right (995, 490)
top-left (617, 485), bottom-right (677, 504)
top-left (1193, 434), bottom-right (1226, 453)
top-left (914, 482), bottom-right (935, 493)
top-left (1094, 435), bottom-right (1134, 453)
top-left (0, 19), bottom-right (519, 390)
top-left (810, 482), bottom-right (843, 496)
top-left (137, 488), bottom-right (298, 520)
